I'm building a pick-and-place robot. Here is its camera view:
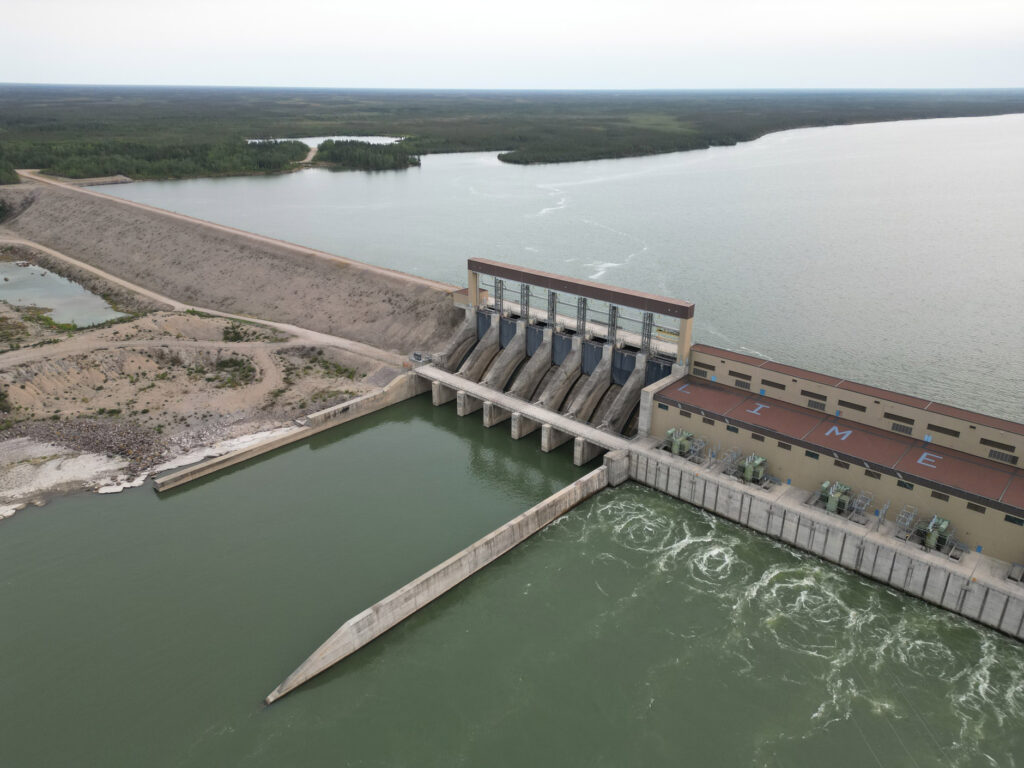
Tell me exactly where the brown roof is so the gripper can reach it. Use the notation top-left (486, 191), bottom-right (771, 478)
top-left (690, 343), bottom-right (1024, 437)
top-left (468, 258), bottom-right (695, 319)
top-left (655, 377), bottom-right (1024, 513)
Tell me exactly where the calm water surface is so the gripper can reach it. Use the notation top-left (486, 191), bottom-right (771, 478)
top-left (0, 262), bottom-right (126, 325)
top-left (100, 115), bottom-right (1024, 420)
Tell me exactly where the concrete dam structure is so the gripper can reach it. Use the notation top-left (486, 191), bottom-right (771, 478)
top-left (262, 258), bottom-right (1024, 704)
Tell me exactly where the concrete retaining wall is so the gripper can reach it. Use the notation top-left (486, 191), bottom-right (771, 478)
top-left (265, 464), bottom-right (610, 704)
top-left (629, 449), bottom-right (1024, 640)
top-left (154, 372), bottom-right (429, 492)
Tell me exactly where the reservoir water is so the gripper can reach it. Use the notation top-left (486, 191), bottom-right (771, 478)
top-left (99, 114), bottom-right (1024, 421)
top-left (1, 117), bottom-right (1022, 766)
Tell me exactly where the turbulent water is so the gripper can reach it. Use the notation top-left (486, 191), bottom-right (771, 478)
top-left (535, 487), bottom-right (1024, 767)
top-left (3, 117), bottom-right (1021, 765)
top-left (99, 114), bottom-right (1024, 420)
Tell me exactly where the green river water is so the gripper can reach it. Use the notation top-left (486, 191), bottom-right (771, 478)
top-left (3, 398), bottom-right (1023, 767)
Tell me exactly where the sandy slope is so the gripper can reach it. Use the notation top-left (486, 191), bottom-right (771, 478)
top-left (0, 177), bottom-right (462, 355)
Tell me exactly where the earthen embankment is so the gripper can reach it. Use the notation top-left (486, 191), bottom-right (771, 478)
top-left (0, 179), bottom-right (462, 354)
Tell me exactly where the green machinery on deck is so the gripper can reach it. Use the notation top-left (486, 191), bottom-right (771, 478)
top-left (922, 515), bottom-right (951, 550)
top-left (819, 481), bottom-right (852, 514)
top-left (742, 454), bottom-right (766, 484)
top-left (667, 428), bottom-right (693, 456)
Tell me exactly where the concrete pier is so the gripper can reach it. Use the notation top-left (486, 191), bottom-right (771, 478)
top-left (431, 380), bottom-right (456, 406)
top-left (511, 411), bottom-right (540, 439)
top-left (456, 390), bottom-right (483, 416)
top-left (482, 401), bottom-right (511, 427)
top-left (541, 423), bottom-right (573, 452)
top-left (416, 366), bottom-right (630, 454)
top-left (265, 461), bottom-right (613, 704)
top-left (573, 437), bottom-right (606, 466)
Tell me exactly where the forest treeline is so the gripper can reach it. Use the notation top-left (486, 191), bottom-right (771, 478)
top-left (316, 140), bottom-right (419, 170)
top-left (1, 86), bottom-right (1023, 179)
top-left (0, 139), bottom-right (306, 180)
top-left (0, 144), bottom-right (19, 184)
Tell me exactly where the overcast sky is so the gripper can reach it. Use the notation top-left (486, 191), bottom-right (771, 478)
top-left (4, 0), bottom-right (1023, 89)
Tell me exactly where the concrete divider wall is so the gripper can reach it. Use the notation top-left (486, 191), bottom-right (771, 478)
top-left (435, 312), bottom-right (477, 371)
top-left (600, 353), bottom-right (647, 433)
top-left (265, 464), bottom-right (610, 703)
top-left (458, 320), bottom-right (501, 382)
top-left (508, 338), bottom-right (552, 400)
top-left (629, 450), bottom-right (1024, 641)
top-left (482, 326), bottom-right (526, 390)
top-left (155, 372), bottom-right (429, 492)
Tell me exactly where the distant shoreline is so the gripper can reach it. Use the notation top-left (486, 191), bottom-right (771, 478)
top-left (4, 86), bottom-right (1024, 182)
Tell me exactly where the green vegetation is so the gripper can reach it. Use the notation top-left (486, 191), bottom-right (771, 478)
top-left (3, 138), bottom-right (306, 180)
top-left (1, 86), bottom-right (1023, 177)
top-left (18, 306), bottom-right (76, 332)
top-left (223, 322), bottom-right (252, 342)
top-left (0, 385), bottom-right (10, 412)
top-left (221, 319), bottom-right (282, 342)
top-left (0, 143), bottom-right (18, 185)
top-left (213, 356), bottom-right (257, 387)
top-left (314, 354), bottom-right (359, 379)
top-left (317, 140), bottom-right (419, 171)
top-left (0, 315), bottom-right (28, 346)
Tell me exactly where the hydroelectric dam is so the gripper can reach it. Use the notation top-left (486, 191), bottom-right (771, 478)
top-left (153, 258), bottom-right (1024, 704)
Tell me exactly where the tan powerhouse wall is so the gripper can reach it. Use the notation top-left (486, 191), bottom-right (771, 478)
top-left (689, 348), bottom-right (1022, 465)
top-left (650, 406), bottom-right (1024, 563)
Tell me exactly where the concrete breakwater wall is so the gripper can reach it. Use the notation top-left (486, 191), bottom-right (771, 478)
top-left (265, 456), bottom-right (621, 703)
top-left (154, 372), bottom-right (429, 492)
top-left (631, 448), bottom-right (1024, 640)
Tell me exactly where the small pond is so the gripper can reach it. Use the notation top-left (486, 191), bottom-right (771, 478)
top-left (0, 261), bottom-right (126, 326)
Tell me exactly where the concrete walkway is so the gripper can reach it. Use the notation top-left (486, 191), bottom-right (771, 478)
top-left (415, 364), bottom-right (632, 451)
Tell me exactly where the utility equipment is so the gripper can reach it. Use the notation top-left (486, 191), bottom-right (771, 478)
top-left (894, 505), bottom-right (919, 541)
top-left (666, 428), bottom-right (693, 456)
top-left (687, 436), bottom-right (708, 463)
top-left (818, 481), bottom-right (852, 514)
top-left (719, 448), bottom-right (743, 477)
top-left (742, 454), bottom-right (767, 484)
top-left (921, 515), bottom-right (951, 551)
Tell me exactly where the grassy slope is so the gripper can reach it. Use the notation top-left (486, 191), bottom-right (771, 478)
top-left (1, 85), bottom-right (1023, 177)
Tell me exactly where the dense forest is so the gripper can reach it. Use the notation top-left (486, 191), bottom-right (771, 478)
top-left (1, 86), bottom-right (1023, 178)
top-left (316, 140), bottom-right (419, 171)
top-left (1, 138), bottom-right (306, 180)
top-left (0, 145), bottom-right (19, 184)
